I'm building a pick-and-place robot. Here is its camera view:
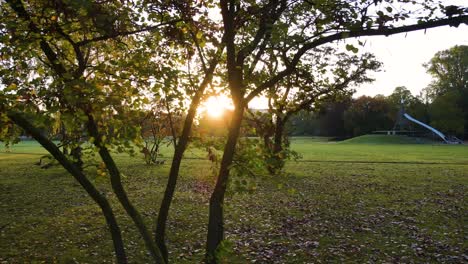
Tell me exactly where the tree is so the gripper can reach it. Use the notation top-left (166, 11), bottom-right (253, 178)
top-left (0, 0), bottom-right (226, 262)
top-left (0, 116), bottom-right (22, 152)
top-left (344, 95), bottom-right (393, 136)
top-left (138, 102), bottom-right (179, 165)
top-left (387, 86), bottom-right (428, 125)
top-left (317, 99), bottom-right (352, 137)
top-left (207, 0), bottom-right (468, 261)
top-left (424, 45), bottom-right (468, 137)
top-left (387, 86), bottom-right (414, 110)
top-left (428, 90), bottom-right (465, 135)
top-left (287, 110), bottom-right (321, 136)
top-left (152, 3), bottom-right (226, 261)
top-left (253, 50), bottom-right (380, 174)
top-left (1, 1), bottom-right (180, 262)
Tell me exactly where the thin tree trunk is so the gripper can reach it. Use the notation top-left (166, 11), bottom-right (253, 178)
top-left (61, 125), bottom-right (69, 155)
top-left (269, 119), bottom-right (285, 174)
top-left (263, 134), bottom-right (271, 150)
top-left (205, 105), bottom-right (245, 263)
top-left (267, 117), bottom-right (289, 175)
top-left (154, 101), bottom-right (197, 262)
top-left (273, 118), bottom-right (284, 155)
top-left (155, 47), bottom-right (223, 261)
top-left (71, 145), bottom-right (83, 171)
top-left (87, 114), bottom-right (165, 264)
top-left (7, 111), bottom-right (128, 264)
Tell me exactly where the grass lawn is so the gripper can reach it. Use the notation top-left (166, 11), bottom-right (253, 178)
top-left (0, 136), bottom-right (467, 263)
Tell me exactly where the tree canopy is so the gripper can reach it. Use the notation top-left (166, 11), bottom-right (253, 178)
top-left (425, 45), bottom-right (468, 136)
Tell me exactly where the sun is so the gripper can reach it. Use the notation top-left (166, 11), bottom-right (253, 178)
top-left (201, 95), bottom-right (233, 118)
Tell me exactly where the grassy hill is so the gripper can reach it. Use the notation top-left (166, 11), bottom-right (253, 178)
top-left (339, 134), bottom-right (438, 145)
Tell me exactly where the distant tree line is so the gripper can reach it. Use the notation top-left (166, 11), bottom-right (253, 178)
top-left (286, 45), bottom-right (468, 140)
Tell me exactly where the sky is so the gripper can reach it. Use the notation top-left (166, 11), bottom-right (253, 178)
top-left (354, 24), bottom-right (468, 98)
top-left (246, 24), bottom-right (468, 109)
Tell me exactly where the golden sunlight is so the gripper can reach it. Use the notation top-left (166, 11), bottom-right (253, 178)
top-left (200, 95), bottom-right (234, 118)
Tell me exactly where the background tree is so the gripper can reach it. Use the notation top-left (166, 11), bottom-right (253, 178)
top-left (428, 90), bottom-right (465, 135)
top-left (286, 110), bottom-right (321, 136)
top-left (138, 101), bottom-right (180, 165)
top-left (253, 50), bottom-right (380, 174)
top-left (386, 86), bottom-right (429, 126)
top-left (316, 99), bottom-right (352, 138)
top-left (424, 45), bottom-right (468, 137)
top-left (0, 117), bottom-right (22, 152)
top-left (344, 95), bottom-right (393, 136)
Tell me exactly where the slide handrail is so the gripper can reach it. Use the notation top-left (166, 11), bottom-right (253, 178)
top-left (403, 113), bottom-right (447, 142)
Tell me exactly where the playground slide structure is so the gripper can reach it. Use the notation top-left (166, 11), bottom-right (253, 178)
top-left (403, 113), bottom-right (462, 144)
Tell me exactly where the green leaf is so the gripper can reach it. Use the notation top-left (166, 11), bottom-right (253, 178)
top-left (345, 44), bottom-right (359, 54)
top-left (6, 83), bottom-right (17, 92)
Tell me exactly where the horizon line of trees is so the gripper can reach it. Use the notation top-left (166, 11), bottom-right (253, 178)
top-left (287, 45), bottom-right (468, 140)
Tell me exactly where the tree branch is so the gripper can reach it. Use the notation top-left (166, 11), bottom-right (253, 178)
top-left (245, 15), bottom-right (468, 103)
top-left (6, 0), bottom-right (67, 77)
top-left (86, 113), bottom-right (166, 264)
top-left (76, 19), bottom-right (182, 47)
top-left (6, 110), bottom-right (127, 263)
top-left (236, 0), bottom-right (286, 66)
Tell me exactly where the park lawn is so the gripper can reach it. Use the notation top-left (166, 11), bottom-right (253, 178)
top-left (0, 137), bottom-right (467, 263)
top-left (291, 136), bottom-right (468, 164)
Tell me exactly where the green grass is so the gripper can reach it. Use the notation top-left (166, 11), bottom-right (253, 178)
top-left (291, 136), bottom-right (468, 164)
top-left (0, 137), bottom-right (467, 263)
top-left (340, 134), bottom-right (437, 144)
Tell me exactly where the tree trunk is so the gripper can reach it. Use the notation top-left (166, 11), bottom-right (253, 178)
top-left (154, 49), bottom-right (222, 261)
top-left (71, 146), bottom-right (83, 171)
top-left (273, 118), bottom-right (284, 155)
top-left (267, 116), bottom-right (291, 175)
top-left (7, 111), bottom-right (128, 264)
top-left (155, 102), bottom-right (198, 262)
top-left (205, 105), bottom-right (245, 263)
top-left (263, 134), bottom-right (271, 150)
top-left (87, 115), bottom-right (165, 264)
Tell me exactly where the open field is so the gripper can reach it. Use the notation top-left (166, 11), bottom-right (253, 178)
top-left (0, 136), bottom-right (467, 263)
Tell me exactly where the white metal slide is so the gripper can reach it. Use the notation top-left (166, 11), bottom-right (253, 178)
top-left (403, 113), bottom-right (449, 143)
